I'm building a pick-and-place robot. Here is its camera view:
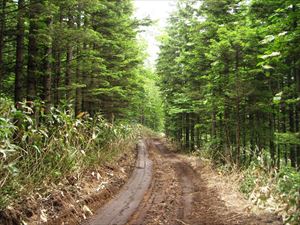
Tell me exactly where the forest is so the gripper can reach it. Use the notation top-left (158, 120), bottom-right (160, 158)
top-left (158, 0), bottom-right (300, 169)
top-left (0, 0), bottom-right (299, 224)
top-left (157, 0), bottom-right (300, 223)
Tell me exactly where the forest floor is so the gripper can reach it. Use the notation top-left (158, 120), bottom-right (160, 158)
top-left (1, 139), bottom-right (283, 225)
top-left (84, 139), bottom-right (283, 225)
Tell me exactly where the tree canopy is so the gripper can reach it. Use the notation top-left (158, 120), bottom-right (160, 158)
top-left (0, 0), bottom-right (161, 129)
top-left (157, 0), bottom-right (300, 168)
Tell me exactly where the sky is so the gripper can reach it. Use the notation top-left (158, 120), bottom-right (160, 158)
top-left (134, 0), bottom-right (177, 66)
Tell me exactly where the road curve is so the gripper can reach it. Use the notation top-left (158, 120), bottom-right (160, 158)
top-left (84, 140), bottom-right (152, 225)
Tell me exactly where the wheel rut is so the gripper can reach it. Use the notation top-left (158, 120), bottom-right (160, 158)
top-left (84, 140), bottom-right (152, 225)
top-left (84, 139), bottom-right (282, 225)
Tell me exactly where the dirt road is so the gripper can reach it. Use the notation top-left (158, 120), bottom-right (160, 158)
top-left (85, 139), bottom-right (282, 225)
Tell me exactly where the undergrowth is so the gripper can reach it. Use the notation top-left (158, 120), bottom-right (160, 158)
top-left (0, 97), bottom-right (145, 210)
top-left (197, 145), bottom-right (300, 225)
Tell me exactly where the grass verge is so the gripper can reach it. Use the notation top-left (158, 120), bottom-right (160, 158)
top-left (0, 98), bottom-right (152, 224)
top-left (195, 147), bottom-right (300, 225)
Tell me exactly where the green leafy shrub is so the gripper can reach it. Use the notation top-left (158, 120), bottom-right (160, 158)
top-left (0, 98), bottom-right (143, 209)
top-left (200, 144), bottom-right (300, 224)
top-left (240, 170), bottom-right (256, 196)
top-left (276, 167), bottom-right (300, 224)
top-left (239, 155), bottom-right (300, 224)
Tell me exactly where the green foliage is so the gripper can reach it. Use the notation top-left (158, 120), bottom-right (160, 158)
top-left (275, 132), bottom-right (300, 145)
top-left (239, 159), bottom-right (300, 224)
top-left (239, 170), bottom-right (257, 196)
top-left (0, 99), bottom-right (143, 209)
top-left (277, 167), bottom-right (300, 224)
top-left (0, 0), bottom-right (153, 125)
top-left (0, 0), bottom-right (165, 212)
top-left (157, 0), bottom-right (300, 221)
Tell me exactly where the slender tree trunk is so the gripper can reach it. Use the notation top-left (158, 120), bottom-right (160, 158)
top-left (42, 18), bottom-right (53, 114)
top-left (190, 114), bottom-right (195, 151)
top-left (53, 49), bottom-right (61, 106)
top-left (291, 6), bottom-right (300, 168)
top-left (80, 13), bottom-right (89, 112)
top-left (65, 14), bottom-right (73, 101)
top-left (81, 42), bottom-right (88, 111)
top-left (65, 48), bottom-right (73, 100)
top-left (185, 113), bottom-right (190, 150)
top-left (211, 107), bottom-right (217, 144)
top-left (276, 105), bottom-right (281, 169)
top-left (290, 4), bottom-right (298, 168)
top-left (235, 47), bottom-right (241, 165)
top-left (269, 111), bottom-right (275, 167)
top-left (295, 106), bottom-right (300, 169)
top-left (223, 59), bottom-right (231, 155)
top-left (282, 104), bottom-right (288, 165)
top-left (268, 78), bottom-right (276, 167)
top-left (236, 97), bottom-right (241, 164)
top-left (52, 9), bottom-right (62, 106)
top-left (249, 112), bottom-right (255, 162)
top-left (178, 116), bottom-right (182, 144)
top-left (294, 63), bottom-right (300, 169)
top-left (75, 13), bottom-right (82, 115)
top-left (27, 0), bottom-right (40, 101)
top-left (289, 105), bottom-right (296, 167)
top-left (181, 113), bottom-right (185, 147)
top-left (241, 108), bottom-right (247, 163)
top-left (196, 115), bottom-right (200, 148)
top-left (0, 0), bottom-right (7, 86)
top-left (224, 102), bottom-right (231, 152)
top-left (15, 0), bottom-right (25, 103)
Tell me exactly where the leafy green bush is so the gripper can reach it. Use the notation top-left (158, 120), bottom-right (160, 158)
top-left (200, 143), bottom-right (300, 224)
top-left (0, 98), bottom-right (143, 209)
top-left (276, 167), bottom-right (300, 224)
top-left (238, 155), bottom-right (300, 224)
top-left (239, 170), bottom-right (256, 196)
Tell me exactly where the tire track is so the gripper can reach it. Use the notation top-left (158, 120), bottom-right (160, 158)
top-left (84, 140), bottom-right (152, 225)
top-left (84, 139), bottom-right (282, 225)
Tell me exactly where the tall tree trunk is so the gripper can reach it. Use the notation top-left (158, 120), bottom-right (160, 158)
top-left (190, 114), bottom-right (195, 151)
top-left (65, 14), bottom-right (73, 101)
top-left (249, 112), bottom-right (255, 162)
top-left (53, 49), bottom-right (61, 106)
top-left (75, 13), bottom-right (82, 115)
top-left (0, 0), bottom-right (7, 86)
top-left (291, 5), bottom-right (299, 168)
top-left (295, 104), bottom-right (300, 169)
top-left (185, 113), bottom-right (190, 150)
top-left (224, 102), bottom-right (231, 153)
top-left (81, 43), bottom-right (89, 112)
top-left (282, 104), bottom-right (288, 165)
top-left (27, 0), bottom-right (40, 101)
top-left (52, 8), bottom-right (62, 106)
top-left (269, 111), bottom-right (275, 167)
top-left (181, 113), bottom-right (184, 148)
top-left (235, 47), bottom-right (241, 165)
top-left (236, 96), bottom-right (241, 164)
top-left (268, 78), bottom-right (276, 167)
top-left (289, 105), bottom-right (296, 167)
top-left (287, 60), bottom-right (296, 167)
top-left (211, 109), bottom-right (217, 139)
top-left (178, 116), bottom-right (182, 144)
top-left (14, 0), bottom-right (25, 103)
top-left (42, 18), bottom-right (53, 114)
top-left (196, 115), bottom-right (201, 148)
top-left (275, 104), bottom-right (280, 169)
top-left (294, 60), bottom-right (300, 169)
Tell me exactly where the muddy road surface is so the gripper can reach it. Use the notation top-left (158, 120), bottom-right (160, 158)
top-left (85, 139), bottom-right (282, 225)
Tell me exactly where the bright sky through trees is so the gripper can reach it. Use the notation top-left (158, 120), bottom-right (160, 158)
top-left (134, 0), bottom-right (177, 65)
